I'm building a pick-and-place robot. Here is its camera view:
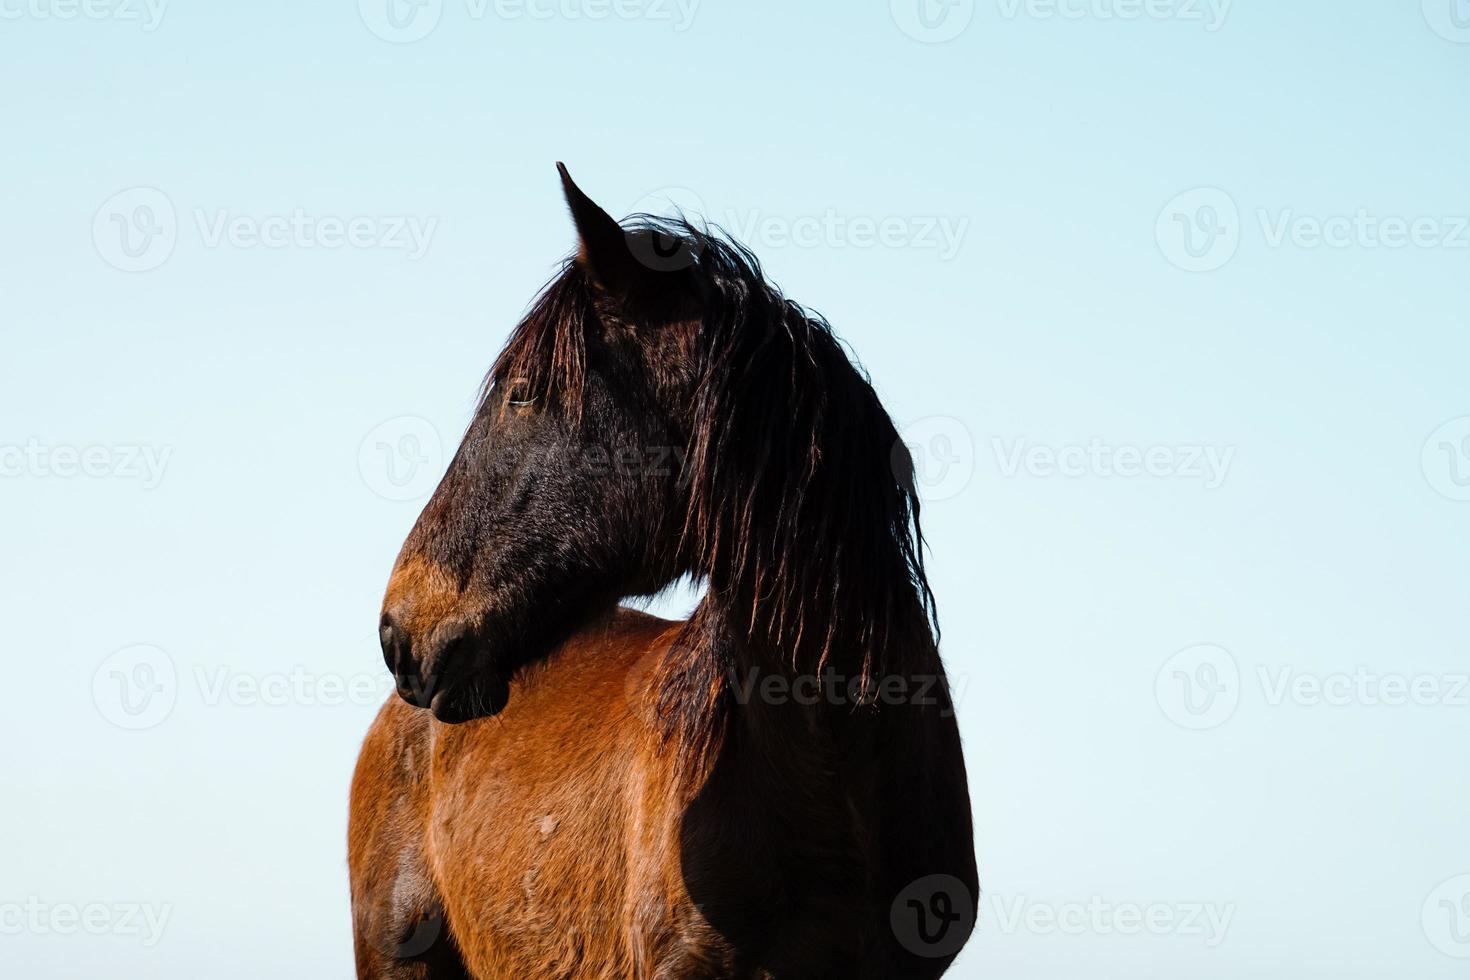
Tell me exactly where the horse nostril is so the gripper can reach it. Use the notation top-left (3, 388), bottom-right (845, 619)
top-left (380, 612), bottom-right (407, 672)
top-left (424, 619), bottom-right (472, 669)
top-left (381, 611), bottom-right (434, 708)
top-left (380, 611), bottom-right (481, 713)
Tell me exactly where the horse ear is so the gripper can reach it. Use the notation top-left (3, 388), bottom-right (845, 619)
top-left (556, 163), bottom-right (648, 297)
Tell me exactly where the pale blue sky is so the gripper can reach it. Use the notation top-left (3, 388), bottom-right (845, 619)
top-left (2, 2), bottom-right (1468, 977)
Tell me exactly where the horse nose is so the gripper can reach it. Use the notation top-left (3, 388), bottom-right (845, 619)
top-left (382, 610), bottom-right (476, 710)
top-left (381, 610), bottom-right (432, 708)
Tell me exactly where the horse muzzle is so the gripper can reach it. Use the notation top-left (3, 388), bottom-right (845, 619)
top-left (379, 610), bottom-right (510, 723)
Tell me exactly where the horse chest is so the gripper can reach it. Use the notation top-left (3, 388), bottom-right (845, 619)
top-left (422, 737), bottom-right (747, 978)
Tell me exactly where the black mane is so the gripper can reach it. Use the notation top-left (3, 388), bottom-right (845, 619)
top-left (489, 217), bottom-right (938, 696)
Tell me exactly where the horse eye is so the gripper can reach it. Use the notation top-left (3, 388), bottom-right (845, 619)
top-left (504, 378), bottom-right (537, 407)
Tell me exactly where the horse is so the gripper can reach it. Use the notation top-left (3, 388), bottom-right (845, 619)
top-left (348, 165), bottom-right (979, 979)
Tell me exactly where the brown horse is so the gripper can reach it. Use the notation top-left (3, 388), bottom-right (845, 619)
top-left (348, 166), bottom-right (978, 979)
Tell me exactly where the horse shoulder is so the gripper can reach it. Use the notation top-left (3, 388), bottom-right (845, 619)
top-left (421, 608), bottom-right (738, 978)
top-left (349, 695), bottom-right (469, 978)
